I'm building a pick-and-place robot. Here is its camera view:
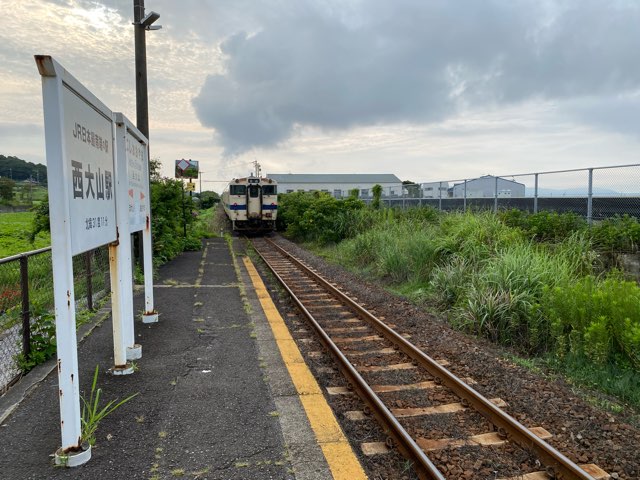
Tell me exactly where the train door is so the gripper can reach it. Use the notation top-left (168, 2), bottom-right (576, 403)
top-left (247, 184), bottom-right (262, 219)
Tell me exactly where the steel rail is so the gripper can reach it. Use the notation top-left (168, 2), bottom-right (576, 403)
top-left (251, 240), bottom-right (445, 480)
top-left (261, 237), bottom-right (596, 480)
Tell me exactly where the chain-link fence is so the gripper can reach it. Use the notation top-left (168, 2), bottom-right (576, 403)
top-left (0, 246), bottom-right (110, 393)
top-left (377, 164), bottom-right (640, 222)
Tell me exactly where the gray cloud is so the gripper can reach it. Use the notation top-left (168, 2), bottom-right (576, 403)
top-left (191, 0), bottom-right (640, 155)
top-left (0, 123), bottom-right (42, 139)
top-left (565, 95), bottom-right (640, 139)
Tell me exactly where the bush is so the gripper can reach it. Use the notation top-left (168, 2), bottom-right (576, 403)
top-left (542, 273), bottom-right (640, 370)
top-left (590, 215), bottom-right (640, 253)
top-left (150, 177), bottom-right (198, 263)
top-left (498, 209), bottom-right (587, 242)
top-left (278, 192), bottom-right (364, 244)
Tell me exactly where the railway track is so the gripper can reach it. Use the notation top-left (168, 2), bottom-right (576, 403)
top-left (250, 237), bottom-right (610, 480)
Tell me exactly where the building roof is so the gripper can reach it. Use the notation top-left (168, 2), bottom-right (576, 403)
top-left (266, 173), bottom-right (402, 184)
top-left (452, 175), bottom-right (525, 188)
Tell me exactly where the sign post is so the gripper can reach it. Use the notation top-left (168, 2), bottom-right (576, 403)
top-left (175, 159), bottom-right (198, 239)
top-left (36, 55), bottom-right (119, 466)
top-left (109, 113), bottom-right (147, 368)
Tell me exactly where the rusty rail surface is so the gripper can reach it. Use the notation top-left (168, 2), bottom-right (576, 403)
top-left (251, 237), bottom-right (597, 480)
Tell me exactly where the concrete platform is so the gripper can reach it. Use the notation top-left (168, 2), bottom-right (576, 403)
top-left (0, 238), bottom-right (361, 479)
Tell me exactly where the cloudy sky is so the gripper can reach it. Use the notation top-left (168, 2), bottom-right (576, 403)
top-left (1, 0), bottom-right (640, 190)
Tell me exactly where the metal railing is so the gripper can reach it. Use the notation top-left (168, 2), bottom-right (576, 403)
top-left (377, 164), bottom-right (640, 223)
top-left (0, 246), bottom-right (110, 393)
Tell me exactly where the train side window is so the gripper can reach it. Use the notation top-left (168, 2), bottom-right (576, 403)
top-left (249, 185), bottom-right (260, 197)
top-left (230, 185), bottom-right (246, 195)
top-left (262, 185), bottom-right (277, 195)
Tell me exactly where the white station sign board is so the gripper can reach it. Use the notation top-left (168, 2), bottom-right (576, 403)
top-left (121, 116), bottom-right (149, 232)
top-left (62, 78), bottom-right (117, 253)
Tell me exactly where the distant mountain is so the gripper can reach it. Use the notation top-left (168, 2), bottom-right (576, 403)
top-left (528, 187), bottom-right (620, 197)
top-left (0, 155), bottom-right (47, 184)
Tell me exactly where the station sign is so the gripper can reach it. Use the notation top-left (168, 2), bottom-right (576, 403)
top-left (37, 54), bottom-right (121, 465)
top-left (117, 115), bottom-right (149, 232)
top-left (61, 76), bottom-right (117, 255)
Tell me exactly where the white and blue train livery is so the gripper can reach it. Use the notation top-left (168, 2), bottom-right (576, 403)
top-left (222, 175), bottom-right (278, 233)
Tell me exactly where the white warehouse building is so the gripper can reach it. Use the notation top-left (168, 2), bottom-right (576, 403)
top-left (421, 182), bottom-right (450, 198)
top-left (267, 173), bottom-right (403, 198)
top-left (451, 176), bottom-right (526, 198)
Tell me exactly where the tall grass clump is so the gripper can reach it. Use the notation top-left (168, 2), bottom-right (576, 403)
top-left (437, 211), bottom-right (523, 261)
top-left (454, 235), bottom-right (590, 353)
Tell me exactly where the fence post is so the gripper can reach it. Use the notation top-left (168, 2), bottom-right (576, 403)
top-left (85, 251), bottom-right (93, 311)
top-left (20, 256), bottom-right (31, 359)
top-left (587, 168), bottom-right (594, 225)
top-left (494, 176), bottom-right (498, 213)
top-left (534, 173), bottom-right (539, 214)
top-left (464, 180), bottom-right (467, 212)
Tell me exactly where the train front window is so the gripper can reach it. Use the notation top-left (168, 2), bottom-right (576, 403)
top-left (249, 185), bottom-right (260, 198)
top-left (262, 185), bottom-right (277, 195)
top-left (230, 185), bottom-right (246, 195)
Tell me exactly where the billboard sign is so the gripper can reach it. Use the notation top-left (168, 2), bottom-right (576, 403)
top-left (175, 158), bottom-right (199, 178)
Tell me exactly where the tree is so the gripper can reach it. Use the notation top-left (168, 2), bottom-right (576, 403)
top-left (348, 188), bottom-right (360, 199)
top-left (30, 196), bottom-right (50, 242)
top-left (0, 155), bottom-right (47, 184)
top-left (0, 177), bottom-right (15, 201)
top-left (199, 191), bottom-right (220, 209)
top-left (402, 180), bottom-right (420, 198)
top-left (371, 184), bottom-right (383, 209)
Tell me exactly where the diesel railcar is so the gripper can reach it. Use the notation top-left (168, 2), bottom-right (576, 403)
top-left (222, 176), bottom-right (278, 233)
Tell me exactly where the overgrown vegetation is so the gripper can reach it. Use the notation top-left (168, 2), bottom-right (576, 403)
top-left (0, 211), bottom-right (50, 258)
top-left (277, 195), bottom-right (640, 408)
top-left (1, 158), bottom-right (219, 377)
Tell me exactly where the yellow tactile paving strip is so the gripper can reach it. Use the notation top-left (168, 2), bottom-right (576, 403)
top-left (243, 256), bottom-right (367, 480)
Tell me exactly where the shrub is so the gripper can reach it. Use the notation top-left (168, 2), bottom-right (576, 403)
top-left (14, 308), bottom-right (57, 372)
top-left (498, 209), bottom-right (587, 242)
top-left (278, 192), bottom-right (364, 244)
top-left (542, 273), bottom-right (640, 370)
top-left (590, 215), bottom-right (640, 253)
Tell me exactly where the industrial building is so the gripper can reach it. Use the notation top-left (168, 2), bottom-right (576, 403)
top-left (267, 173), bottom-right (403, 198)
top-left (450, 176), bottom-right (526, 198)
top-left (421, 182), bottom-right (450, 198)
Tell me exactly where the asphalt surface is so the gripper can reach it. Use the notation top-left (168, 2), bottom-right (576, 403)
top-left (0, 238), bottom-right (330, 479)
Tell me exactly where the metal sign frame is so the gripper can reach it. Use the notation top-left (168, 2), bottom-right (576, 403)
top-left (36, 54), bottom-right (120, 466)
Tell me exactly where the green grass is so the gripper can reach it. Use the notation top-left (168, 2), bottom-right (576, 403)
top-left (310, 207), bottom-right (640, 409)
top-left (0, 212), bottom-right (50, 258)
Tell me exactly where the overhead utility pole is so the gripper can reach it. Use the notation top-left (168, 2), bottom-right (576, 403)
top-left (133, 0), bottom-right (160, 261)
top-left (133, 0), bottom-right (161, 140)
